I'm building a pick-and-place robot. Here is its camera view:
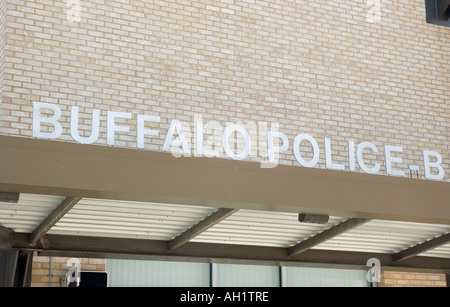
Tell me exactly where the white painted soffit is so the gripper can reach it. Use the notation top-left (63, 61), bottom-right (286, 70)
top-left (0, 194), bottom-right (449, 259)
top-left (0, 194), bottom-right (65, 233)
top-left (313, 219), bottom-right (450, 258)
top-left (48, 198), bottom-right (218, 240)
top-left (192, 210), bottom-right (347, 247)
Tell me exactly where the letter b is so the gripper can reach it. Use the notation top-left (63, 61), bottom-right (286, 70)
top-left (32, 102), bottom-right (63, 139)
top-left (423, 150), bottom-right (444, 180)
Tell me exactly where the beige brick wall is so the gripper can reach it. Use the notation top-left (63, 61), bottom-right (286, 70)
top-left (0, 0), bottom-right (449, 180)
top-left (31, 254), bottom-right (106, 287)
top-left (0, 0), bottom-right (7, 106)
top-left (380, 271), bottom-right (447, 287)
top-left (30, 258), bottom-right (448, 287)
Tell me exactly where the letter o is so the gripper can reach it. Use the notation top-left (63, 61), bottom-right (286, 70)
top-left (293, 134), bottom-right (320, 167)
top-left (222, 124), bottom-right (251, 160)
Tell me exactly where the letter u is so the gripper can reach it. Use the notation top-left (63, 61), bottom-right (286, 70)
top-left (70, 106), bottom-right (100, 144)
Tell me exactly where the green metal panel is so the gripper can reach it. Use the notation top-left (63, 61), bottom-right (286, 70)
top-left (106, 259), bottom-right (210, 287)
top-left (216, 263), bottom-right (280, 287)
top-left (285, 267), bottom-right (368, 287)
top-left (106, 259), bottom-right (367, 287)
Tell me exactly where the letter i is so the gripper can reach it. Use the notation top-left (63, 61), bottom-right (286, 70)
top-left (348, 140), bottom-right (356, 172)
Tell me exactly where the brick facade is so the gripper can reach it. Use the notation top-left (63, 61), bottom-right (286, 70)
top-left (1, 0), bottom-right (449, 288)
top-left (0, 0), bottom-right (448, 181)
top-left (0, 0), bottom-right (7, 105)
top-left (31, 254), bottom-right (106, 287)
top-left (30, 255), bottom-right (448, 287)
top-left (379, 271), bottom-right (447, 287)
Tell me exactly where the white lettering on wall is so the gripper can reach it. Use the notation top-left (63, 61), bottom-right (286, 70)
top-left (30, 102), bottom-right (447, 180)
top-left (348, 140), bottom-right (356, 172)
top-left (107, 111), bottom-right (132, 146)
top-left (325, 138), bottom-right (345, 171)
top-left (66, 0), bottom-right (81, 23)
top-left (162, 119), bottom-right (191, 157)
top-left (384, 145), bottom-right (405, 177)
top-left (423, 150), bottom-right (445, 180)
top-left (222, 124), bottom-right (251, 160)
top-left (357, 142), bottom-right (381, 174)
top-left (137, 115), bottom-right (160, 149)
top-left (267, 131), bottom-right (289, 164)
top-left (32, 102), bottom-right (63, 139)
top-left (293, 134), bottom-right (320, 168)
top-left (70, 106), bottom-right (100, 144)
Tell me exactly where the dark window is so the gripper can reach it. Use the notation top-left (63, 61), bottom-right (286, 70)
top-left (425, 0), bottom-right (450, 27)
top-left (78, 271), bottom-right (108, 287)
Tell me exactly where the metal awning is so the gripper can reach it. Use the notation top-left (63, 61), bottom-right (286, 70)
top-left (1, 193), bottom-right (449, 273)
top-left (0, 136), bottom-right (449, 273)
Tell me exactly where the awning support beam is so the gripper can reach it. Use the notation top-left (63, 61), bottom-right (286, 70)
top-left (288, 218), bottom-right (369, 256)
top-left (393, 232), bottom-right (450, 262)
top-left (29, 196), bottom-right (82, 245)
top-left (10, 233), bottom-right (449, 273)
top-left (168, 208), bottom-right (239, 250)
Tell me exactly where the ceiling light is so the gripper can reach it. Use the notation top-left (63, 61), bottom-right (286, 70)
top-left (298, 213), bottom-right (329, 224)
top-left (0, 192), bottom-right (20, 204)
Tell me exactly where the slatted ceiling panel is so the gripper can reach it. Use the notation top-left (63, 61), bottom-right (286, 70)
top-left (316, 230), bottom-right (433, 253)
top-left (420, 243), bottom-right (450, 259)
top-left (2, 194), bottom-right (448, 260)
top-left (362, 220), bottom-right (450, 235)
top-left (48, 198), bottom-right (218, 240)
top-left (313, 220), bottom-right (450, 254)
top-left (0, 194), bottom-right (65, 233)
top-left (192, 210), bottom-right (347, 247)
top-left (313, 237), bottom-right (408, 253)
